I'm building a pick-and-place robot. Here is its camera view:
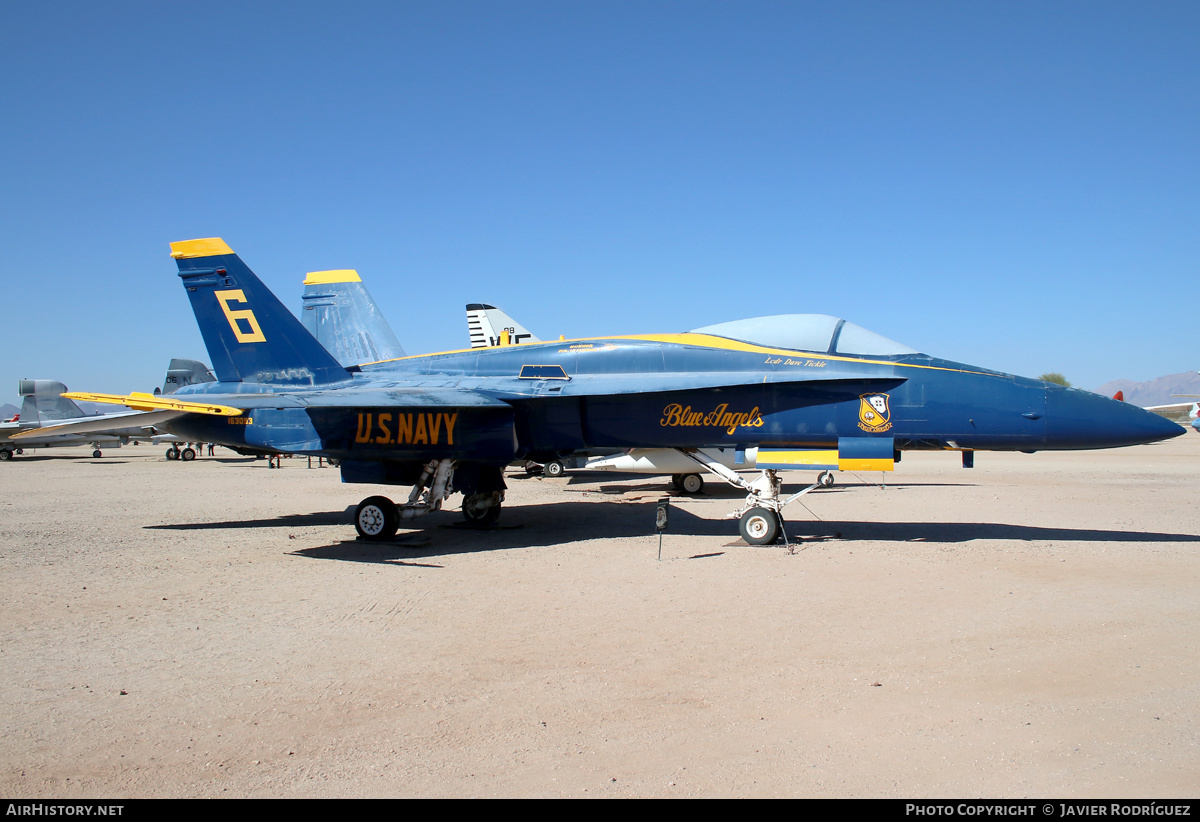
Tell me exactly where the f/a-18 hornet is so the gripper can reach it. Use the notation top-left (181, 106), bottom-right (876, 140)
top-left (36, 238), bottom-right (1184, 544)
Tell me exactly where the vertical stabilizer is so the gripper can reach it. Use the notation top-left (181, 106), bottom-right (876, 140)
top-left (18, 380), bottom-right (86, 422)
top-left (171, 238), bottom-right (352, 386)
top-left (301, 270), bottom-right (405, 366)
top-left (465, 303), bottom-right (541, 348)
top-left (161, 359), bottom-right (217, 395)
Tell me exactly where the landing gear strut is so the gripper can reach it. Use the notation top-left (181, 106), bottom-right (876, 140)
top-left (352, 460), bottom-right (507, 541)
top-left (674, 448), bottom-right (828, 545)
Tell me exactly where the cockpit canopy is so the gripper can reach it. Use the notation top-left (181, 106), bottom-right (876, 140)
top-left (690, 314), bottom-right (918, 356)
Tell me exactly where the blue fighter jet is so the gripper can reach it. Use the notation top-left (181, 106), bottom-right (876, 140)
top-left (33, 238), bottom-right (1185, 545)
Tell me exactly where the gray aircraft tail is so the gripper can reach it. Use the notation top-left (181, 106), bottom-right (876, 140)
top-left (301, 270), bottom-right (405, 366)
top-left (161, 359), bottom-right (217, 395)
top-left (18, 380), bottom-right (87, 423)
top-left (466, 303), bottom-right (541, 348)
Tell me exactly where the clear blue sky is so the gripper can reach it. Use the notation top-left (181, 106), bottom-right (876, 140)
top-left (2, 1), bottom-right (1197, 402)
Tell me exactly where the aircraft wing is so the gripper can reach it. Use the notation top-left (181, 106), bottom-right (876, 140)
top-left (1144, 399), bottom-right (1200, 424)
top-left (10, 393), bottom-right (242, 440)
top-left (10, 409), bottom-right (191, 439)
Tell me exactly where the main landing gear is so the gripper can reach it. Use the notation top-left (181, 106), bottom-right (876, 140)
top-left (674, 448), bottom-right (832, 546)
top-left (461, 491), bottom-right (504, 525)
top-left (165, 446), bottom-right (196, 461)
top-left (352, 460), bottom-right (507, 541)
top-left (671, 473), bottom-right (704, 494)
top-left (355, 496), bottom-right (400, 541)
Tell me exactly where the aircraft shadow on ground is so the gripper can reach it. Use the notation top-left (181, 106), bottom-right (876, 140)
top-left (145, 510), bottom-right (353, 530)
top-left (779, 520), bottom-right (1200, 545)
top-left (4, 455), bottom-right (132, 463)
top-left (145, 496), bottom-right (1200, 564)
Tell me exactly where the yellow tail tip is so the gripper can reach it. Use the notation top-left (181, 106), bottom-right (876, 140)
top-left (304, 269), bottom-right (362, 285)
top-left (170, 238), bottom-right (234, 259)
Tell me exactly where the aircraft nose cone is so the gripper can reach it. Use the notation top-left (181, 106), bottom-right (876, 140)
top-left (1044, 386), bottom-right (1186, 449)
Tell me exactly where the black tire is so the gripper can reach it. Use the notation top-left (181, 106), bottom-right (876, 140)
top-left (0, 449), bottom-right (12, 461)
top-left (181, 448), bottom-right (196, 461)
top-left (739, 507), bottom-right (781, 545)
top-left (462, 493), bottom-right (502, 525)
top-left (166, 448), bottom-right (179, 460)
top-left (670, 473), bottom-right (683, 489)
top-left (355, 496), bottom-right (399, 541)
top-left (818, 471), bottom-right (835, 488)
top-left (92, 450), bottom-right (103, 458)
top-left (679, 473), bottom-right (704, 494)
top-left (544, 460), bottom-right (565, 478)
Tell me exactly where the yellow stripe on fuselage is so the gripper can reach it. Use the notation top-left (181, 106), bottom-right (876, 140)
top-left (356, 332), bottom-right (992, 376)
top-left (759, 449), bottom-right (840, 466)
top-left (304, 269), bottom-right (362, 285)
top-left (839, 457), bottom-right (895, 472)
top-left (170, 238), bottom-right (235, 258)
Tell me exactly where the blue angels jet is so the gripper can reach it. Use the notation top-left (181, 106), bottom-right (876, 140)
top-left (29, 238), bottom-right (1185, 545)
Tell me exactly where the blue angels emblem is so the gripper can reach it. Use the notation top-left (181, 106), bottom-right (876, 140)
top-left (858, 393), bottom-right (892, 432)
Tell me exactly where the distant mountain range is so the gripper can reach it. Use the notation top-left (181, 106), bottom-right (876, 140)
top-left (1, 403), bottom-right (18, 420)
top-left (1095, 371), bottom-right (1200, 408)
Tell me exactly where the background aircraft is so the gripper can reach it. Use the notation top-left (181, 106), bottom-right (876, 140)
top-left (31, 238), bottom-right (1184, 545)
top-left (154, 358), bottom-right (217, 460)
top-left (1140, 374), bottom-right (1200, 432)
top-left (1145, 399), bottom-right (1200, 432)
top-left (1, 379), bottom-right (147, 459)
top-left (1, 360), bottom-right (223, 461)
top-left (159, 358), bottom-right (216, 396)
top-left (467, 303), bottom-right (542, 348)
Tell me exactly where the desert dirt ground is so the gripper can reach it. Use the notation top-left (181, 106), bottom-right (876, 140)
top-left (0, 438), bottom-right (1197, 798)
